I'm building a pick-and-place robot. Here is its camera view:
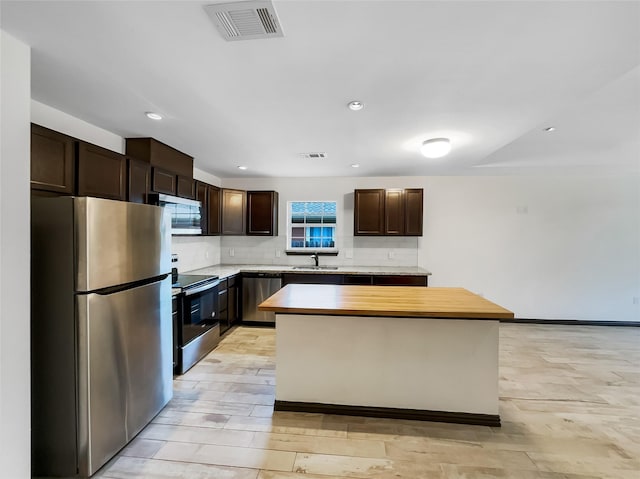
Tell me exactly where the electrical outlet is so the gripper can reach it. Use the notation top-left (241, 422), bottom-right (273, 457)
top-left (345, 250), bottom-right (353, 259)
top-left (388, 251), bottom-right (395, 259)
top-left (205, 251), bottom-right (209, 259)
top-left (633, 296), bottom-right (639, 305)
top-left (229, 248), bottom-right (235, 257)
top-left (516, 206), bottom-right (528, 215)
top-left (275, 250), bottom-right (281, 258)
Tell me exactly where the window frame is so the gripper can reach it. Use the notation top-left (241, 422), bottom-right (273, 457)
top-left (285, 200), bottom-right (339, 254)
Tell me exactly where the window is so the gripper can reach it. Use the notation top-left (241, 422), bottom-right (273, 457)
top-left (287, 201), bottom-right (337, 251)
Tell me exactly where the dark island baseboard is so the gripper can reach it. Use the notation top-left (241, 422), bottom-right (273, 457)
top-left (501, 318), bottom-right (640, 327)
top-left (274, 400), bottom-right (501, 427)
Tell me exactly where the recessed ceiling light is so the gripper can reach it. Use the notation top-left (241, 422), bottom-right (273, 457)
top-left (420, 138), bottom-right (451, 159)
top-left (145, 112), bottom-right (163, 120)
top-left (544, 126), bottom-right (556, 132)
top-left (351, 163), bottom-right (360, 168)
top-left (237, 166), bottom-right (248, 170)
top-left (347, 101), bottom-right (364, 111)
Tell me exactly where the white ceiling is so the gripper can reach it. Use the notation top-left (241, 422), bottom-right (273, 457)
top-left (1, 0), bottom-right (639, 178)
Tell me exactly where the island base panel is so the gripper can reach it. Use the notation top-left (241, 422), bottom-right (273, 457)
top-left (275, 314), bottom-right (499, 422)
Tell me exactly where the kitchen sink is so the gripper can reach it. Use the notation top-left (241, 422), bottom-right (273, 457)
top-left (292, 266), bottom-right (339, 270)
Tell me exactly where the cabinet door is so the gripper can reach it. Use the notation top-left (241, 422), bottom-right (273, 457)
top-left (177, 176), bottom-right (195, 199)
top-left (207, 185), bottom-right (221, 235)
top-left (282, 273), bottom-right (343, 286)
top-left (222, 189), bottom-right (246, 235)
top-left (31, 124), bottom-right (75, 194)
top-left (385, 189), bottom-right (405, 235)
top-left (373, 275), bottom-right (427, 286)
top-left (247, 191), bottom-right (278, 236)
top-left (228, 279), bottom-right (238, 325)
top-left (404, 188), bottom-right (423, 236)
top-left (151, 167), bottom-right (176, 195)
top-left (354, 189), bottom-right (385, 235)
top-left (77, 142), bottom-right (126, 200)
top-left (127, 157), bottom-right (150, 204)
top-left (195, 181), bottom-right (208, 234)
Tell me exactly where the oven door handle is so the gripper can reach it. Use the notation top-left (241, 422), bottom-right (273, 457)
top-left (184, 280), bottom-right (219, 297)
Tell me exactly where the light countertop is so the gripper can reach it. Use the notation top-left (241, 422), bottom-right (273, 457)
top-left (186, 264), bottom-right (431, 280)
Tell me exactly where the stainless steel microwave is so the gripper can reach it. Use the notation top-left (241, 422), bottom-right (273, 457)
top-left (148, 193), bottom-right (202, 235)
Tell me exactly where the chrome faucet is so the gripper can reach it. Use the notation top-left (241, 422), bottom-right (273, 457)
top-left (310, 253), bottom-right (319, 267)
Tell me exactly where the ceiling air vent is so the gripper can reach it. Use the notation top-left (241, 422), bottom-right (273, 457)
top-left (205, 0), bottom-right (284, 41)
top-left (299, 152), bottom-right (327, 160)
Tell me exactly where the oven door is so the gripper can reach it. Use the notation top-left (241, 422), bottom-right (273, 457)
top-left (181, 281), bottom-right (219, 344)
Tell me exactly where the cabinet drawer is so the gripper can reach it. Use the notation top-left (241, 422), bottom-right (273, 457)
top-left (343, 275), bottom-right (373, 285)
top-left (372, 275), bottom-right (427, 286)
top-left (227, 275), bottom-right (238, 288)
top-left (218, 278), bottom-right (228, 291)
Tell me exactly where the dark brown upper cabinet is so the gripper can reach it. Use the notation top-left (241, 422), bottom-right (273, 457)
top-left (125, 137), bottom-right (193, 178)
top-left (354, 189), bottom-right (385, 235)
top-left (221, 189), bottom-right (246, 235)
top-left (127, 157), bottom-right (150, 204)
top-left (176, 176), bottom-right (195, 199)
top-left (247, 191), bottom-right (279, 236)
top-left (76, 142), bottom-right (126, 201)
top-left (196, 181), bottom-right (209, 233)
top-left (207, 185), bottom-right (221, 235)
top-left (151, 167), bottom-right (177, 195)
top-left (354, 188), bottom-right (423, 236)
top-left (30, 124), bottom-right (75, 194)
top-left (384, 189), bottom-right (405, 235)
top-left (195, 181), bottom-right (221, 235)
top-left (403, 188), bottom-right (424, 236)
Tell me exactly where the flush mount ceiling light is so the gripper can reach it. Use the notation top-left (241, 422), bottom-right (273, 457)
top-left (237, 165), bottom-right (248, 170)
top-left (145, 112), bottom-right (163, 120)
top-left (351, 163), bottom-right (360, 168)
top-left (420, 138), bottom-right (451, 158)
top-left (544, 126), bottom-right (556, 132)
top-left (347, 101), bottom-right (364, 111)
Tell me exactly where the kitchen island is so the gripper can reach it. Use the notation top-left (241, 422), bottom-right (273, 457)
top-left (259, 284), bottom-right (514, 426)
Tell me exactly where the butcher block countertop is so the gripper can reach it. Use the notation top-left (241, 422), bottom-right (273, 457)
top-left (259, 285), bottom-right (514, 319)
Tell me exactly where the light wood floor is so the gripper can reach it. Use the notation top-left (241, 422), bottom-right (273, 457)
top-left (96, 323), bottom-right (640, 479)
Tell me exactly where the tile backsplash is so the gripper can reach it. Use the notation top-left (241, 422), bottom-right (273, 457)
top-left (172, 236), bottom-right (221, 273)
top-left (219, 235), bottom-right (418, 267)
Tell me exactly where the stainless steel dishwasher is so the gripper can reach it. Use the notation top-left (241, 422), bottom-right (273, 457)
top-left (242, 272), bottom-right (282, 323)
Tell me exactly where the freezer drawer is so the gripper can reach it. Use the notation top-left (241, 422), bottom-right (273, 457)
top-left (76, 277), bottom-right (173, 476)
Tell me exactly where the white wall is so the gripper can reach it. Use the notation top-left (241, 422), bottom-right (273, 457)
top-left (32, 100), bottom-right (124, 153)
top-left (0, 30), bottom-right (31, 478)
top-left (224, 174), bottom-right (640, 322)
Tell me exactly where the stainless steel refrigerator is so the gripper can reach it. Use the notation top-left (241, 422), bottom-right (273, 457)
top-left (31, 196), bottom-right (173, 477)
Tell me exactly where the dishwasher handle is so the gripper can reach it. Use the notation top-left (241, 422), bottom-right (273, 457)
top-left (247, 272), bottom-right (282, 278)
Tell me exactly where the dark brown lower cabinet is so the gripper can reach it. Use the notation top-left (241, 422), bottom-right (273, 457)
top-left (76, 142), bottom-right (126, 200)
top-left (30, 124), bottom-right (75, 194)
top-left (127, 157), bottom-right (150, 203)
top-left (282, 273), bottom-right (428, 287)
top-left (227, 275), bottom-right (239, 326)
